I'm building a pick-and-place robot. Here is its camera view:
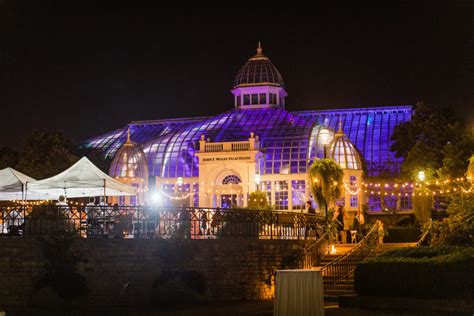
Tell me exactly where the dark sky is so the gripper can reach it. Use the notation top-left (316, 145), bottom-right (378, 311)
top-left (0, 1), bottom-right (472, 148)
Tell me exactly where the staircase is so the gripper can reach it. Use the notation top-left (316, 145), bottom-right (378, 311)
top-left (315, 241), bottom-right (417, 302)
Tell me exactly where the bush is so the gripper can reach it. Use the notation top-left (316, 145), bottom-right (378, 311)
top-left (248, 190), bottom-right (271, 210)
top-left (354, 246), bottom-right (474, 298)
top-left (429, 193), bottom-right (474, 246)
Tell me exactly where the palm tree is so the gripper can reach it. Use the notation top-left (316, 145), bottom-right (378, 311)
top-left (309, 158), bottom-right (344, 218)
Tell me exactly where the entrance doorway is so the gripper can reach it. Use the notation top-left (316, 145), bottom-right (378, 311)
top-left (221, 194), bottom-right (237, 208)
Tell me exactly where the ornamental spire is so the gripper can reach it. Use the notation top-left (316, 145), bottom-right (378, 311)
top-left (126, 127), bottom-right (131, 143)
top-left (251, 41), bottom-right (266, 60)
top-left (257, 41), bottom-right (262, 54)
top-left (336, 119), bottom-right (345, 136)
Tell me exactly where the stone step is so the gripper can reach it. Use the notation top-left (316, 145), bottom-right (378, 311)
top-left (326, 284), bottom-right (354, 291)
top-left (324, 289), bottom-right (356, 296)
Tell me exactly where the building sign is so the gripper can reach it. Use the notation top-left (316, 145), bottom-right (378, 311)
top-left (202, 156), bottom-right (252, 162)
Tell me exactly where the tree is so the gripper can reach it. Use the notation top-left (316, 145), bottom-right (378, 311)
top-left (76, 147), bottom-right (112, 173)
top-left (0, 146), bottom-right (19, 169)
top-left (16, 131), bottom-right (79, 179)
top-left (391, 102), bottom-right (472, 180)
top-left (248, 190), bottom-right (270, 210)
top-left (308, 158), bottom-right (343, 216)
top-left (412, 187), bottom-right (432, 224)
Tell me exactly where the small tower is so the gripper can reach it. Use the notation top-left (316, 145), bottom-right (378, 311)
top-left (231, 42), bottom-right (287, 109)
top-left (109, 128), bottom-right (149, 205)
top-left (328, 121), bottom-right (364, 213)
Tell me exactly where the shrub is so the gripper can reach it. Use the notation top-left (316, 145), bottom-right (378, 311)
top-left (354, 246), bottom-right (474, 298)
top-left (429, 193), bottom-right (474, 246)
top-left (248, 190), bottom-right (271, 210)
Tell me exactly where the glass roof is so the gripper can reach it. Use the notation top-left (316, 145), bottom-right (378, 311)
top-left (84, 106), bottom-right (413, 177)
top-left (329, 135), bottom-right (363, 170)
top-left (109, 141), bottom-right (149, 179)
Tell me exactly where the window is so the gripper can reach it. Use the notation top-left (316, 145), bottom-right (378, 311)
top-left (222, 175), bottom-right (241, 185)
top-left (236, 96), bottom-right (241, 107)
top-left (162, 184), bottom-right (175, 193)
top-left (274, 180), bottom-right (289, 210)
top-left (259, 93), bottom-right (267, 104)
top-left (243, 94), bottom-right (250, 105)
top-left (251, 94), bottom-right (259, 105)
top-left (119, 196), bottom-right (125, 205)
top-left (292, 180), bottom-right (305, 210)
top-left (350, 176), bottom-right (357, 186)
top-left (261, 181), bottom-right (272, 204)
top-left (193, 183), bottom-right (199, 207)
top-left (368, 196), bottom-right (381, 211)
top-left (269, 93), bottom-right (277, 104)
top-left (350, 195), bottom-right (358, 208)
top-left (400, 196), bottom-right (412, 210)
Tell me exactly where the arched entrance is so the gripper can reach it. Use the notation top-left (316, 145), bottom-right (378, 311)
top-left (219, 175), bottom-right (242, 208)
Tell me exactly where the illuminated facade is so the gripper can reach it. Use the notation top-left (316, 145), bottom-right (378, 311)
top-left (85, 44), bottom-right (413, 213)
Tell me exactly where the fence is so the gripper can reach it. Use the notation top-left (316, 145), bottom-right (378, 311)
top-left (321, 220), bottom-right (381, 290)
top-left (0, 205), bottom-right (326, 240)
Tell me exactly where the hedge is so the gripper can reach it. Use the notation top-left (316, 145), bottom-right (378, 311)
top-left (354, 246), bottom-right (474, 298)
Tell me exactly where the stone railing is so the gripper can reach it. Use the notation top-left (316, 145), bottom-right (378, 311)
top-left (199, 132), bottom-right (260, 152)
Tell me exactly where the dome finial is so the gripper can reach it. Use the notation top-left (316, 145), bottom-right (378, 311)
top-left (251, 41), bottom-right (266, 59)
top-left (126, 127), bottom-right (131, 143)
top-left (336, 119), bottom-right (345, 136)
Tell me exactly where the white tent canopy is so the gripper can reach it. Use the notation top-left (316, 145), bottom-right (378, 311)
top-left (0, 168), bottom-right (40, 200)
top-left (27, 157), bottom-right (136, 199)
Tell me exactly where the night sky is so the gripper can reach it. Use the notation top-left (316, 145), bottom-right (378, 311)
top-left (0, 1), bottom-right (472, 148)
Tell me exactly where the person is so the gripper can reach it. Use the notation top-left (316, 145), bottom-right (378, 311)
top-left (56, 195), bottom-right (70, 212)
top-left (85, 197), bottom-right (100, 236)
top-left (210, 207), bottom-right (222, 235)
top-left (306, 201), bottom-right (316, 214)
top-left (304, 201), bottom-right (316, 239)
top-left (199, 209), bottom-right (210, 237)
top-left (333, 205), bottom-right (348, 243)
top-left (178, 204), bottom-right (191, 239)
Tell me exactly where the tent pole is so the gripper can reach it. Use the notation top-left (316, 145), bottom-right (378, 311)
top-left (23, 182), bottom-right (27, 237)
top-left (103, 179), bottom-right (106, 205)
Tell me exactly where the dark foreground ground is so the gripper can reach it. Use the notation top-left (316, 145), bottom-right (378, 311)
top-left (2, 301), bottom-right (472, 316)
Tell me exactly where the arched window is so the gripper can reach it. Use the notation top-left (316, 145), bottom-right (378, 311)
top-left (222, 175), bottom-right (241, 185)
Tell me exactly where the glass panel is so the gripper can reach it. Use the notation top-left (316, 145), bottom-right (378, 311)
top-left (251, 94), bottom-right (259, 105)
top-left (243, 94), bottom-right (251, 105)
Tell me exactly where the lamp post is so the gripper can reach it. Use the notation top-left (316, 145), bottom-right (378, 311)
top-left (320, 128), bottom-right (330, 159)
top-left (254, 173), bottom-right (261, 191)
top-left (319, 127), bottom-right (330, 219)
top-left (417, 170), bottom-right (426, 182)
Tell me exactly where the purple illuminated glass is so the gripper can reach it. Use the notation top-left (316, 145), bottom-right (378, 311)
top-left (84, 105), bottom-right (413, 178)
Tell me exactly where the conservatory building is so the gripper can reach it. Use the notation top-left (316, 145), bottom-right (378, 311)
top-left (85, 44), bottom-right (413, 213)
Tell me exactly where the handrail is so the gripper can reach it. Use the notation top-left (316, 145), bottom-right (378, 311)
top-left (303, 230), bottom-right (330, 269)
top-left (320, 221), bottom-right (381, 291)
top-left (416, 230), bottom-right (430, 247)
top-left (0, 205), bottom-right (327, 239)
top-left (321, 221), bottom-right (379, 269)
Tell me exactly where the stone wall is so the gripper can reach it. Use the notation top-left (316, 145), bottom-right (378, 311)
top-left (0, 238), bottom-right (310, 307)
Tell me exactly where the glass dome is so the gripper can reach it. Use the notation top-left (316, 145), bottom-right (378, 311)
top-left (109, 132), bottom-right (149, 179)
top-left (328, 123), bottom-right (363, 170)
top-left (233, 43), bottom-right (284, 88)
